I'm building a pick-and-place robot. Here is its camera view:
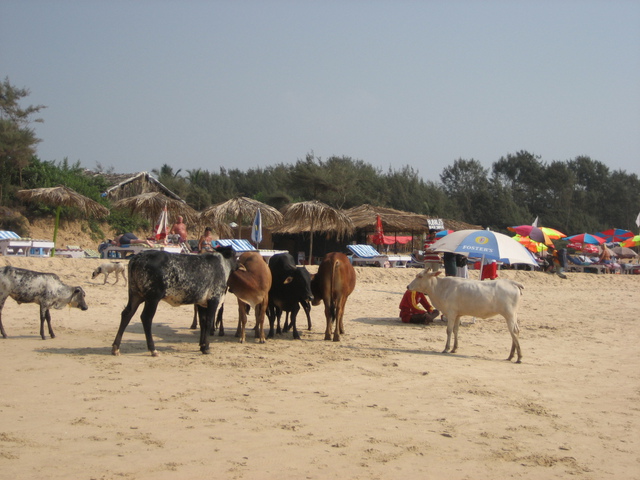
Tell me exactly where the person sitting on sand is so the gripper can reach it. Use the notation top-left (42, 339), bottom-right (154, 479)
top-left (113, 233), bottom-right (153, 248)
top-left (399, 288), bottom-right (440, 325)
top-left (198, 227), bottom-right (215, 253)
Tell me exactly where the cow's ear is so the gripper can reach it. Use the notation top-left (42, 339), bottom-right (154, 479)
top-left (238, 264), bottom-right (247, 272)
top-left (283, 276), bottom-right (294, 285)
top-left (433, 271), bottom-right (442, 277)
top-left (74, 287), bottom-right (83, 294)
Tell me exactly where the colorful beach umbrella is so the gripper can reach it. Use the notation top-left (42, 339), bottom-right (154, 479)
top-left (594, 228), bottom-right (634, 243)
top-left (507, 225), bottom-right (556, 246)
top-left (621, 235), bottom-right (640, 248)
top-left (565, 233), bottom-right (606, 245)
top-left (513, 234), bottom-right (548, 253)
top-left (429, 229), bottom-right (537, 266)
top-left (435, 229), bottom-right (454, 238)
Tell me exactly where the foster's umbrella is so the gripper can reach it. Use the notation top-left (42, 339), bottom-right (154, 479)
top-left (429, 229), bottom-right (537, 266)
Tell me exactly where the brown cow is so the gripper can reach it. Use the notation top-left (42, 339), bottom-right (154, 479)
top-left (227, 251), bottom-right (272, 343)
top-left (310, 252), bottom-right (356, 341)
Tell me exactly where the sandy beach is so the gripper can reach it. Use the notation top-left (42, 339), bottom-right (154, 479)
top-left (1, 253), bottom-right (639, 480)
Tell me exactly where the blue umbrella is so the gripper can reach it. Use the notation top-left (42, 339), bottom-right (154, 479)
top-left (429, 229), bottom-right (538, 266)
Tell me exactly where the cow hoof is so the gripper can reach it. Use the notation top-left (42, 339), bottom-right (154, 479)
top-left (324, 334), bottom-right (331, 341)
top-left (332, 336), bottom-right (340, 342)
top-left (442, 349), bottom-right (449, 354)
top-left (151, 350), bottom-right (159, 357)
top-left (201, 348), bottom-right (210, 354)
top-left (112, 348), bottom-right (120, 356)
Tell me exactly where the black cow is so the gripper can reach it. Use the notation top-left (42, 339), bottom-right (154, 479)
top-left (0, 266), bottom-right (88, 340)
top-left (111, 247), bottom-right (236, 356)
top-left (267, 253), bottom-right (313, 340)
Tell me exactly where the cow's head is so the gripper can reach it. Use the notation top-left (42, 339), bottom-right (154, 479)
top-left (69, 287), bottom-right (89, 311)
top-left (91, 267), bottom-right (103, 279)
top-left (407, 270), bottom-right (440, 294)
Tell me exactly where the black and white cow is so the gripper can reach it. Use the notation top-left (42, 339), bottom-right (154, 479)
top-left (267, 253), bottom-right (313, 340)
top-left (0, 266), bottom-right (88, 340)
top-left (111, 247), bottom-right (236, 356)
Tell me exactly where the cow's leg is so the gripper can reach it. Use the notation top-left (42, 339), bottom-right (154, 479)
top-left (139, 298), bottom-right (161, 356)
top-left (122, 270), bottom-right (127, 286)
top-left (333, 296), bottom-right (347, 342)
top-left (255, 302), bottom-right (266, 343)
top-left (44, 308), bottom-right (55, 339)
top-left (216, 304), bottom-right (224, 336)
top-left (302, 300), bottom-right (312, 330)
top-left (267, 305), bottom-right (276, 339)
top-left (505, 315), bottom-right (522, 363)
top-left (283, 310), bottom-right (291, 333)
top-left (200, 298), bottom-right (219, 354)
top-left (323, 301), bottom-right (333, 341)
top-left (190, 305), bottom-right (198, 329)
top-left (276, 308), bottom-right (283, 334)
top-left (236, 301), bottom-right (248, 343)
top-left (39, 305), bottom-right (53, 339)
top-left (290, 304), bottom-right (301, 340)
top-left (450, 316), bottom-right (462, 353)
top-left (443, 313), bottom-right (455, 353)
top-left (112, 295), bottom-right (144, 355)
top-left (0, 297), bottom-right (8, 338)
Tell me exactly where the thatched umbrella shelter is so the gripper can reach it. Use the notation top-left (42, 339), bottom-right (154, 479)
top-left (345, 204), bottom-right (431, 232)
top-left (275, 200), bottom-right (355, 263)
top-left (199, 196), bottom-right (283, 241)
top-left (111, 192), bottom-right (209, 235)
top-left (16, 185), bottom-right (110, 255)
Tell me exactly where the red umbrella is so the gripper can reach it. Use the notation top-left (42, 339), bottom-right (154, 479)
top-left (371, 215), bottom-right (385, 245)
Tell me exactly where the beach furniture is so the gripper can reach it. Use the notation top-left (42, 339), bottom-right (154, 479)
top-left (0, 231), bottom-right (54, 257)
top-left (347, 244), bottom-right (410, 267)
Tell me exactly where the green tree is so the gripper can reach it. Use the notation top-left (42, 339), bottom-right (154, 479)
top-left (0, 77), bottom-right (46, 201)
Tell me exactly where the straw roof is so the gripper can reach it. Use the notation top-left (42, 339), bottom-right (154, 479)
top-left (344, 204), bottom-right (481, 233)
top-left (16, 186), bottom-right (109, 218)
top-left (112, 192), bottom-right (202, 229)
top-left (199, 196), bottom-right (284, 227)
top-left (274, 200), bottom-right (355, 239)
top-left (345, 204), bottom-right (430, 231)
top-left (101, 171), bottom-right (184, 202)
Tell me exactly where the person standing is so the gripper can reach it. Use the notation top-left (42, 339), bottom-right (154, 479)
top-left (422, 229), bottom-right (442, 272)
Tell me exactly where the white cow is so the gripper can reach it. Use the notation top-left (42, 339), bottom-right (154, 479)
top-left (407, 270), bottom-right (525, 363)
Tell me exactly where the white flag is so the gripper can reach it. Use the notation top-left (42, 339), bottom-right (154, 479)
top-left (251, 209), bottom-right (263, 246)
top-left (636, 211), bottom-right (640, 228)
top-left (532, 216), bottom-right (539, 227)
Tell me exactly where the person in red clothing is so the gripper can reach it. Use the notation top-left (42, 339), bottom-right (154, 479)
top-left (399, 289), bottom-right (440, 324)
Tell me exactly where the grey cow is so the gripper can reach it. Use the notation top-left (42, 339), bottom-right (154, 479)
top-left (0, 266), bottom-right (88, 340)
top-left (111, 247), bottom-right (236, 356)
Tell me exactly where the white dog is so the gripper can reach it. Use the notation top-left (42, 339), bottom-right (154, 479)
top-left (92, 262), bottom-right (127, 285)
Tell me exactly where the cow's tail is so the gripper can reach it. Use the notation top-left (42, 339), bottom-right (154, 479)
top-left (512, 281), bottom-right (525, 295)
top-left (329, 259), bottom-right (340, 322)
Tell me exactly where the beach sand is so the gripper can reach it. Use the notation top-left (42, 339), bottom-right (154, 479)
top-left (0, 253), bottom-right (639, 480)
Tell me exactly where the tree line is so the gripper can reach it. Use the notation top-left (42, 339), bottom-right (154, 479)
top-left (2, 77), bottom-right (639, 237)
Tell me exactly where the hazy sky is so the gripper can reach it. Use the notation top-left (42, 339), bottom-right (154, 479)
top-left (2, 1), bottom-right (639, 182)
